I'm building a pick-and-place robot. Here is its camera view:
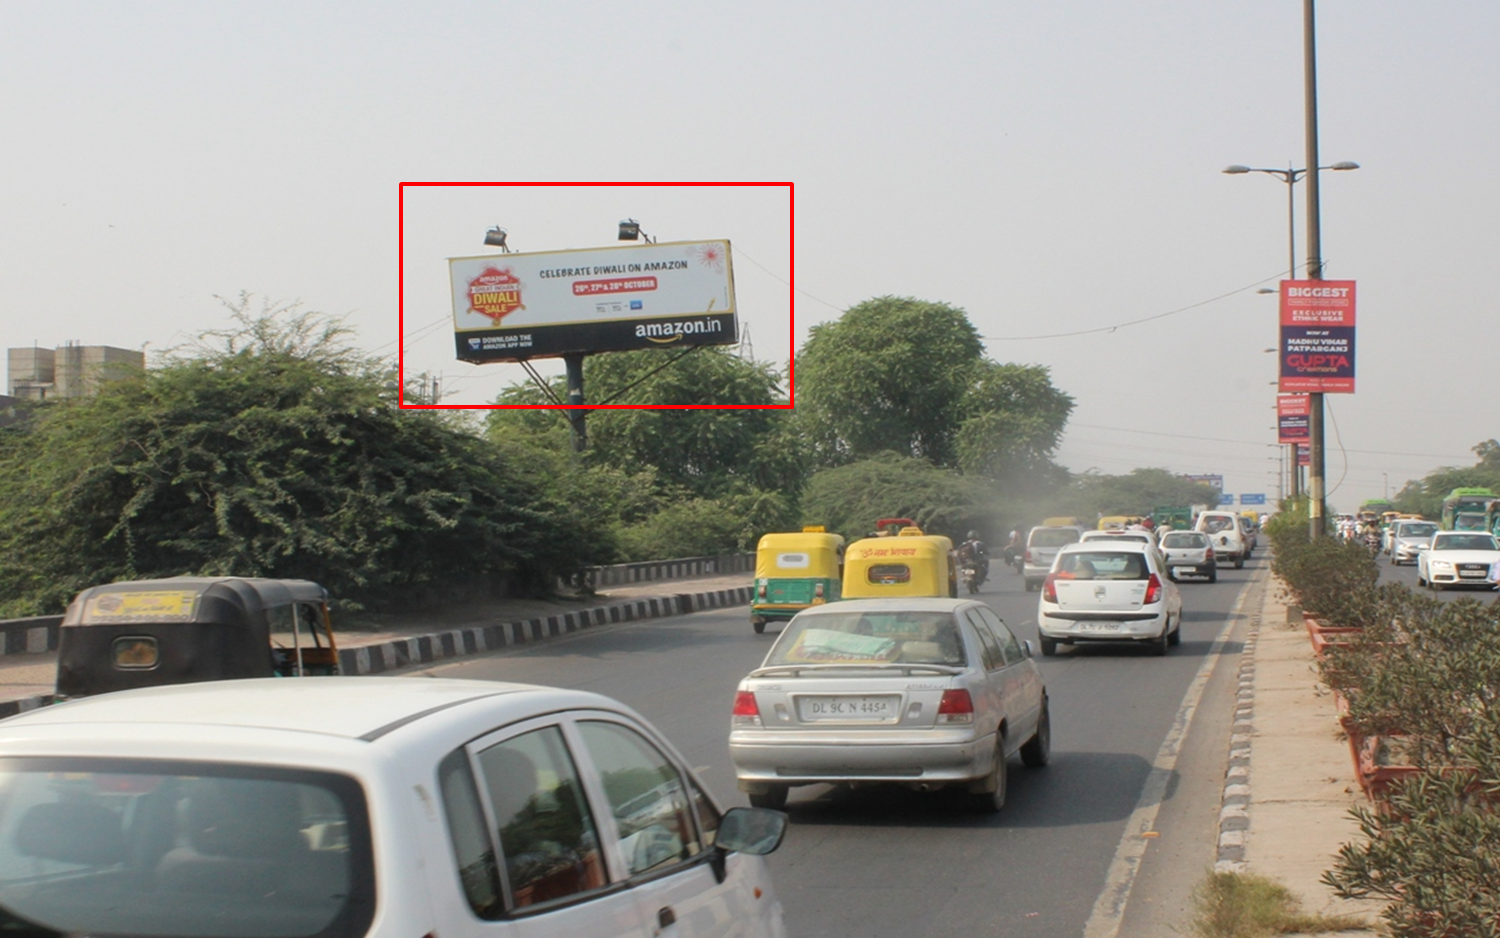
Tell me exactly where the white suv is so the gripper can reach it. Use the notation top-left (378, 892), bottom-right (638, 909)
top-left (1196, 510), bottom-right (1247, 569)
top-left (0, 678), bottom-right (789, 938)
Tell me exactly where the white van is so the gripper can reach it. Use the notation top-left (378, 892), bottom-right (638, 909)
top-left (1195, 510), bottom-right (1247, 569)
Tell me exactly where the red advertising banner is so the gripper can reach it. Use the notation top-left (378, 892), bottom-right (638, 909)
top-left (1277, 394), bottom-right (1311, 444)
top-left (1297, 443), bottom-right (1310, 467)
top-left (1279, 280), bottom-right (1356, 393)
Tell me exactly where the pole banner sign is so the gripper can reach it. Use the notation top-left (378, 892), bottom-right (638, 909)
top-left (1278, 280), bottom-right (1356, 393)
top-left (1297, 443), bottom-right (1310, 467)
top-left (1277, 394), bottom-right (1311, 444)
top-left (450, 240), bottom-right (738, 363)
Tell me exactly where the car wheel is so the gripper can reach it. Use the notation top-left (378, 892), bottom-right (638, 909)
top-left (1167, 617), bottom-right (1182, 646)
top-left (1417, 573), bottom-right (1426, 587)
top-left (748, 785), bottom-right (788, 810)
top-left (1025, 579), bottom-right (1037, 593)
top-left (1040, 636), bottom-right (1058, 657)
top-left (967, 735), bottom-right (1008, 813)
top-left (1020, 700), bottom-right (1051, 768)
top-left (1151, 624), bottom-right (1170, 656)
top-left (1234, 555), bottom-right (1244, 570)
top-left (1389, 555), bottom-right (1397, 566)
top-left (1207, 570), bottom-right (1218, 583)
top-left (752, 619), bottom-right (766, 634)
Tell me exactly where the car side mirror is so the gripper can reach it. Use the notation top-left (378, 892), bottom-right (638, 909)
top-left (1022, 639), bottom-right (1035, 658)
top-left (710, 807), bottom-right (789, 883)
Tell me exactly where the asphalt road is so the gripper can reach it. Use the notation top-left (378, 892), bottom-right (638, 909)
top-left (410, 553), bottom-right (1267, 938)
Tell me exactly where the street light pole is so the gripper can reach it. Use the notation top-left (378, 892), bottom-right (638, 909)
top-left (1223, 149), bottom-right (1356, 519)
top-left (1303, 0), bottom-right (1327, 539)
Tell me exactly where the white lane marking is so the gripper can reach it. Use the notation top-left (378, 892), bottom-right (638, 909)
top-left (1081, 564), bottom-right (1264, 938)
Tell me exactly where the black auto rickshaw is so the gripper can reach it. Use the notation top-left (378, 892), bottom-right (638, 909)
top-left (55, 577), bottom-right (340, 698)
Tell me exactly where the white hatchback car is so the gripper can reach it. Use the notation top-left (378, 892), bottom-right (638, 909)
top-left (0, 678), bottom-right (788, 938)
top-left (1195, 511), bottom-right (1247, 569)
top-left (1036, 542), bottom-right (1183, 656)
top-left (1417, 531), bottom-right (1500, 590)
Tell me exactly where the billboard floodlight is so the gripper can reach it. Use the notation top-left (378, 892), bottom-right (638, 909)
top-left (618, 219), bottom-right (642, 241)
top-left (483, 226), bottom-right (510, 251)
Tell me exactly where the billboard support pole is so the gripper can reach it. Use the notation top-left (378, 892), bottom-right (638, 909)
top-left (1303, 0), bottom-right (1327, 538)
top-left (564, 353), bottom-right (587, 454)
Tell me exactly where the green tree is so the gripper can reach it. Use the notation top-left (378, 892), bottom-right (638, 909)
top-left (1390, 440), bottom-right (1500, 521)
top-left (798, 452), bottom-right (1005, 542)
top-left (0, 297), bottom-right (584, 615)
top-left (797, 297), bottom-right (985, 467)
top-left (955, 362), bottom-right (1074, 481)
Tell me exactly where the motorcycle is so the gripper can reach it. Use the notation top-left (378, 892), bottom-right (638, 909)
top-left (962, 564), bottom-right (981, 594)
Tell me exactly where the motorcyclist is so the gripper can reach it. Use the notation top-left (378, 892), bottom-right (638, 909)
top-left (1002, 529), bottom-right (1022, 566)
top-left (959, 531), bottom-right (990, 587)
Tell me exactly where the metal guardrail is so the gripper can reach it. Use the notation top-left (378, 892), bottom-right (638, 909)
top-left (570, 552), bottom-right (754, 589)
top-left (0, 616), bottom-right (61, 656)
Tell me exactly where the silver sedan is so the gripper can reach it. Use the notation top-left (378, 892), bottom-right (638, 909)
top-left (729, 598), bottom-right (1050, 813)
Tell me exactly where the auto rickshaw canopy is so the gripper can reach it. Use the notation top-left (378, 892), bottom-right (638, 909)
top-left (57, 577), bottom-right (339, 698)
top-left (841, 531), bottom-right (956, 599)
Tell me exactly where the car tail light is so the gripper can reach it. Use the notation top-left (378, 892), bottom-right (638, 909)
top-left (757, 583), bottom-right (766, 600)
top-left (814, 582), bottom-right (824, 599)
top-left (732, 691), bottom-right (762, 727)
top-left (1144, 573), bottom-right (1163, 605)
top-left (1205, 546), bottom-right (1215, 561)
top-left (937, 689), bottom-right (974, 724)
top-left (1025, 548), bottom-right (1033, 563)
top-left (1042, 573), bottom-right (1059, 602)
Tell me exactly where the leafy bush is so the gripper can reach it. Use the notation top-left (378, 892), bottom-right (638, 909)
top-left (1323, 717), bottom-right (1500, 937)
top-left (0, 300), bottom-right (587, 614)
top-left (1270, 533), bottom-right (1379, 628)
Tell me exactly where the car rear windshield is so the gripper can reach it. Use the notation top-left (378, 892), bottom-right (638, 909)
top-left (1161, 533), bottom-right (1207, 548)
top-left (1030, 528), bottom-right (1081, 548)
top-left (1201, 516), bottom-right (1236, 534)
top-left (1055, 551), bottom-right (1150, 580)
top-left (0, 757), bottom-right (373, 938)
top-left (1399, 523), bottom-right (1437, 538)
top-left (766, 612), bottom-right (966, 667)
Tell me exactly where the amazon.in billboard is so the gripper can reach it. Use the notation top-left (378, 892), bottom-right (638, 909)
top-left (451, 240), bottom-right (737, 363)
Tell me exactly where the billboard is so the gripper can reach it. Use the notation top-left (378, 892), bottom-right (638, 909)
top-left (1277, 394), bottom-right (1310, 444)
top-left (1181, 474), bottom-right (1224, 490)
top-left (1279, 280), bottom-right (1356, 393)
top-left (451, 240), bottom-right (738, 363)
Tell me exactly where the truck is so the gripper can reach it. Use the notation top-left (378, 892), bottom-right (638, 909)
top-left (1440, 487), bottom-right (1497, 531)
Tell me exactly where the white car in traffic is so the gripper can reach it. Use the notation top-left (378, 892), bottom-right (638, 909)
top-left (1389, 520), bottom-right (1438, 565)
top-left (1195, 511), bottom-right (1247, 569)
top-left (1417, 531), bottom-right (1500, 590)
top-left (0, 678), bottom-right (789, 938)
top-left (1036, 542), bottom-right (1183, 656)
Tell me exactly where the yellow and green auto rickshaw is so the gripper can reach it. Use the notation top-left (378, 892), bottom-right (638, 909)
top-left (841, 520), bottom-right (957, 600)
top-left (55, 577), bottom-right (341, 698)
top-left (752, 527), bottom-right (846, 634)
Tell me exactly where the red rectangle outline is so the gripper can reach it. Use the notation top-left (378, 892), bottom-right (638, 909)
top-left (399, 181), bottom-right (795, 411)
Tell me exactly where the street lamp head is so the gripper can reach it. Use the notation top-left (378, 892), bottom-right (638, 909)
top-left (1257, 287), bottom-right (1277, 294)
top-left (483, 226), bottom-right (509, 250)
top-left (1330, 161), bottom-right (1360, 171)
top-left (1222, 165), bottom-right (1252, 175)
top-left (618, 219), bottom-right (642, 241)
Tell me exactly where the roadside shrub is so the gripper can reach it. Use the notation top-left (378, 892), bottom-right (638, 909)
top-left (1324, 711), bottom-right (1500, 937)
top-left (1272, 535), bottom-right (1379, 628)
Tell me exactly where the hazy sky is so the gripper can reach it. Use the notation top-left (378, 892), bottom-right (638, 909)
top-left (3, 1), bottom-right (1496, 511)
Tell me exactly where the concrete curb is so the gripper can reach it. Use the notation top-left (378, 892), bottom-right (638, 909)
top-left (339, 585), bottom-right (755, 676)
top-left (1215, 608), bottom-right (1259, 872)
top-left (0, 586), bottom-right (754, 716)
